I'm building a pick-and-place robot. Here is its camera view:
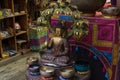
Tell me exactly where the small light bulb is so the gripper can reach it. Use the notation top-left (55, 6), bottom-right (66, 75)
top-left (47, 11), bottom-right (50, 14)
top-left (45, 41), bottom-right (48, 45)
top-left (75, 15), bottom-right (77, 18)
top-left (77, 22), bottom-right (79, 26)
top-left (56, 11), bottom-right (59, 14)
top-left (76, 32), bottom-right (79, 35)
top-left (67, 12), bottom-right (69, 15)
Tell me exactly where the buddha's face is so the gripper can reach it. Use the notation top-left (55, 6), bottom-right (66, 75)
top-left (55, 28), bottom-right (62, 36)
top-left (61, 20), bottom-right (65, 25)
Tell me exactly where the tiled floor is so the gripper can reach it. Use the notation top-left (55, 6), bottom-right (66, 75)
top-left (0, 51), bottom-right (40, 80)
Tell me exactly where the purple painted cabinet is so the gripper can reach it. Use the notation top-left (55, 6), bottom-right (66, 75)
top-left (51, 17), bottom-right (120, 80)
top-left (69, 17), bottom-right (120, 80)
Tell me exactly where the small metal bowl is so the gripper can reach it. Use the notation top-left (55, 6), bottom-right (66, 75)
top-left (60, 67), bottom-right (75, 78)
top-left (27, 56), bottom-right (39, 66)
top-left (101, 6), bottom-right (120, 16)
top-left (40, 66), bottom-right (55, 77)
top-left (74, 60), bottom-right (90, 72)
top-left (29, 64), bottom-right (40, 72)
top-left (28, 64), bottom-right (40, 76)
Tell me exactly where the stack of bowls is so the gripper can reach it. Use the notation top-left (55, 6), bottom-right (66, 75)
top-left (74, 60), bottom-right (91, 80)
top-left (28, 64), bottom-right (40, 76)
top-left (26, 56), bottom-right (40, 76)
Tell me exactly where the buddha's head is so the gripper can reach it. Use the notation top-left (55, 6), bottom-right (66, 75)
top-left (55, 20), bottom-right (66, 37)
top-left (55, 27), bottom-right (62, 36)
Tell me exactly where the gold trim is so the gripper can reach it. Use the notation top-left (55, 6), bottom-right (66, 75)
top-left (107, 68), bottom-right (112, 79)
top-left (112, 44), bottom-right (119, 65)
top-left (93, 24), bottom-right (112, 47)
top-left (77, 70), bottom-right (90, 75)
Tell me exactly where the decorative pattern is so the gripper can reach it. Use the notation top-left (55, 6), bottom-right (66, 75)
top-left (102, 52), bottom-right (112, 64)
top-left (29, 27), bottom-right (48, 50)
top-left (98, 25), bottom-right (113, 41)
top-left (90, 46), bottom-right (102, 57)
top-left (92, 24), bottom-right (113, 47)
top-left (30, 37), bottom-right (46, 50)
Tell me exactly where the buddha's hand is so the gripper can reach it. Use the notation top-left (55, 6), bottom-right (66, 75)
top-left (42, 53), bottom-right (55, 61)
top-left (54, 52), bottom-right (64, 57)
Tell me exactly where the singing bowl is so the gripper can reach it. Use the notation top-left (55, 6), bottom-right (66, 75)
top-left (28, 64), bottom-right (40, 76)
top-left (101, 6), bottom-right (120, 16)
top-left (71, 0), bottom-right (106, 13)
top-left (60, 67), bottom-right (75, 78)
top-left (26, 56), bottom-right (39, 65)
top-left (77, 71), bottom-right (91, 80)
top-left (40, 66), bottom-right (55, 77)
top-left (74, 60), bottom-right (90, 72)
top-left (28, 64), bottom-right (40, 72)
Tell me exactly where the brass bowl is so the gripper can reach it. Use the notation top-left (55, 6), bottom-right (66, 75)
top-left (60, 67), bottom-right (75, 78)
top-left (27, 56), bottom-right (39, 66)
top-left (40, 66), bottom-right (55, 77)
top-left (76, 70), bottom-right (91, 80)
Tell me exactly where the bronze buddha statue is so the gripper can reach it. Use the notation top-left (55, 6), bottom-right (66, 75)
top-left (39, 21), bottom-right (71, 67)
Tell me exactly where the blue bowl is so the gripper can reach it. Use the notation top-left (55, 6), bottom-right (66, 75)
top-left (74, 60), bottom-right (90, 72)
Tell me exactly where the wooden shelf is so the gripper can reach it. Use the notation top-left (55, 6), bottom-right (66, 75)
top-left (0, 13), bottom-right (27, 20)
top-left (0, 15), bottom-right (14, 20)
top-left (18, 48), bottom-right (31, 55)
top-left (1, 35), bottom-right (14, 40)
top-left (0, 17), bottom-right (4, 20)
top-left (4, 15), bottom-right (14, 19)
top-left (0, 0), bottom-right (29, 59)
top-left (16, 31), bottom-right (27, 36)
top-left (14, 13), bottom-right (27, 17)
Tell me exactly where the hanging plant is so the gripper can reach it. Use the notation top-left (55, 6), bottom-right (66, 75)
top-left (72, 19), bottom-right (89, 40)
top-left (37, 0), bottom-right (89, 40)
